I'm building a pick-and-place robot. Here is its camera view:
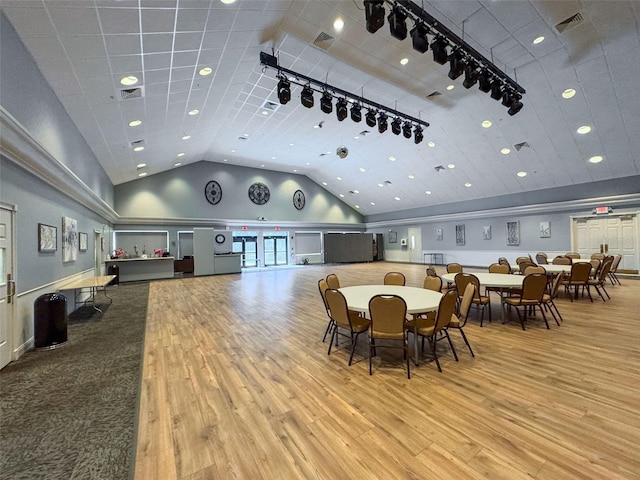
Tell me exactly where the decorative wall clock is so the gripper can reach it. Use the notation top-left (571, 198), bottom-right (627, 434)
top-left (248, 182), bottom-right (270, 205)
top-left (215, 234), bottom-right (226, 244)
top-left (293, 189), bottom-right (305, 210)
top-left (204, 180), bottom-right (222, 205)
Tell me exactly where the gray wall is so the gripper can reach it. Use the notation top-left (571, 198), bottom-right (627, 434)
top-left (114, 161), bottom-right (363, 224)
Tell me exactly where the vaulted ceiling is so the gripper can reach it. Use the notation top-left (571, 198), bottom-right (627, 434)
top-left (2, 0), bottom-right (639, 216)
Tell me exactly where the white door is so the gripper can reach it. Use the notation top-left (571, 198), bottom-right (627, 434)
top-left (573, 215), bottom-right (638, 273)
top-left (0, 206), bottom-right (15, 369)
top-left (408, 227), bottom-right (422, 264)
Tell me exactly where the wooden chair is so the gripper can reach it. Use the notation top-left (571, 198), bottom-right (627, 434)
top-left (447, 282), bottom-right (475, 357)
top-left (454, 273), bottom-right (492, 327)
top-left (552, 256), bottom-right (572, 265)
top-left (325, 289), bottom-right (371, 366)
top-left (405, 290), bottom-right (458, 371)
top-left (423, 275), bottom-right (443, 292)
top-left (446, 263), bottom-right (463, 274)
top-left (535, 252), bottom-right (549, 264)
top-left (608, 254), bottom-right (622, 285)
top-left (588, 259), bottom-right (613, 301)
top-left (326, 273), bottom-right (340, 289)
top-left (542, 272), bottom-right (565, 324)
top-left (368, 295), bottom-right (410, 378)
top-left (318, 279), bottom-right (334, 343)
top-left (561, 262), bottom-right (593, 302)
top-left (504, 273), bottom-right (550, 330)
top-left (384, 272), bottom-right (406, 286)
top-left (589, 258), bottom-right (602, 279)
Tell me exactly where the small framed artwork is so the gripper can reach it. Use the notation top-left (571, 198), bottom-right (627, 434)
top-left (436, 228), bottom-right (443, 241)
top-left (483, 225), bottom-right (492, 240)
top-left (62, 216), bottom-right (78, 262)
top-left (388, 231), bottom-right (397, 243)
top-left (79, 232), bottom-right (88, 252)
top-left (507, 221), bottom-right (520, 246)
top-left (38, 223), bottom-right (57, 252)
top-left (540, 221), bottom-right (551, 238)
top-left (455, 224), bottom-right (465, 246)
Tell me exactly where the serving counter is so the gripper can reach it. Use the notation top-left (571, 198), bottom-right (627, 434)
top-left (105, 257), bottom-right (174, 282)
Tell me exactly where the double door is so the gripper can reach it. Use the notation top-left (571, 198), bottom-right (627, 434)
top-left (573, 215), bottom-right (638, 273)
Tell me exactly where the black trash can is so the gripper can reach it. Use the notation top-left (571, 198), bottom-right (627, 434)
top-left (108, 263), bottom-right (119, 285)
top-left (34, 293), bottom-right (68, 350)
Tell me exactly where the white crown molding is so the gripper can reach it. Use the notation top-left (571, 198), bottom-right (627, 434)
top-left (365, 193), bottom-right (640, 229)
top-left (0, 106), bottom-right (119, 223)
top-left (116, 216), bottom-right (366, 230)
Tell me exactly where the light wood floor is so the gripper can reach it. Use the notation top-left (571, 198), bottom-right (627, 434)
top-left (134, 262), bottom-right (640, 479)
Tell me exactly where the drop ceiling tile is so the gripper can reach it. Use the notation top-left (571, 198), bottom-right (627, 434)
top-left (109, 55), bottom-right (143, 74)
top-left (142, 33), bottom-right (173, 54)
top-left (61, 35), bottom-right (107, 58)
top-left (98, 7), bottom-right (141, 35)
top-left (172, 50), bottom-right (199, 68)
top-left (105, 34), bottom-right (142, 56)
top-left (175, 8), bottom-right (209, 32)
top-left (202, 31), bottom-right (230, 50)
top-left (69, 56), bottom-right (112, 77)
top-left (145, 82), bottom-right (169, 97)
top-left (205, 9), bottom-right (238, 32)
top-left (1, 6), bottom-right (57, 36)
top-left (19, 35), bottom-right (66, 60)
top-left (145, 69), bottom-right (171, 85)
top-left (174, 32), bottom-right (203, 51)
top-left (48, 6), bottom-right (102, 36)
top-left (144, 52), bottom-right (172, 70)
top-left (141, 8), bottom-right (176, 33)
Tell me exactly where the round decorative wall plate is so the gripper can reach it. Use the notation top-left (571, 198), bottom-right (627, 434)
top-left (204, 180), bottom-right (222, 205)
top-left (248, 182), bottom-right (270, 205)
top-left (293, 189), bottom-right (305, 210)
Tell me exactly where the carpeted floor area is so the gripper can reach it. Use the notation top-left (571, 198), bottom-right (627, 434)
top-left (0, 281), bottom-right (149, 480)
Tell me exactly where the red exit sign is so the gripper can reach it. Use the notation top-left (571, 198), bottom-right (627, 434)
top-left (241, 226), bottom-right (248, 231)
top-left (594, 206), bottom-right (612, 214)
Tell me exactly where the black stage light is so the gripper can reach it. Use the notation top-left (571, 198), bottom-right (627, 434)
top-left (364, 0), bottom-right (385, 34)
top-left (388, 5), bottom-right (408, 41)
top-left (377, 112), bottom-right (388, 133)
top-left (366, 109), bottom-right (377, 127)
top-left (478, 70), bottom-right (492, 93)
top-left (447, 50), bottom-right (466, 80)
top-left (410, 21), bottom-right (429, 53)
top-left (391, 117), bottom-right (402, 135)
top-left (501, 90), bottom-right (516, 108)
top-left (336, 98), bottom-right (348, 121)
top-left (320, 91), bottom-right (333, 114)
top-left (508, 96), bottom-right (524, 116)
top-left (462, 65), bottom-right (480, 89)
top-left (277, 77), bottom-right (290, 104)
top-left (350, 103), bottom-right (362, 122)
top-left (414, 126), bottom-right (424, 144)
top-left (490, 82), bottom-right (503, 101)
top-left (402, 121), bottom-right (412, 138)
top-left (431, 36), bottom-right (448, 65)
top-left (301, 85), bottom-right (314, 108)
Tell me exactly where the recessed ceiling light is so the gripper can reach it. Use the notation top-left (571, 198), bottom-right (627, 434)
top-left (177, 153), bottom-right (185, 157)
top-left (223, 159), bottom-right (228, 162)
top-left (322, 181), bottom-right (328, 186)
top-left (182, 134), bottom-right (191, 140)
top-left (128, 120), bottom-right (142, 127)
top-left (198, 67), bottom-right (213, 76)
top-left (400, 57), bottom-right (409, 65)
top-left (313, 125), bottom-right (320, 129)
top-left (293, 169), bottom-right (297, 172)
top-left (271, 156), bottom-right (276, 160)
top-left (354, 136), bottom-right (360, 139)
top-left (589, 155), bottom-right (603, 164)
top-left (133, 146), bottom-right (144, 152)
top-left (446, 84), bottom-right (455, 91)
top-left (394, 196), bottom-right (401, 201)
top-left (388, 156), bottom-right (396, 161)
top-left (188, 109), bottom-right (199, 115)
top-left (261, 164), bottom-right (265, 168)
top-left (425, 190), bottom-right (432, 195)
top-left (370, 202), bottom-right (375, 206)
top-left (339, 194), bottom-right (344, 198)
top-left (464, 182), bottom-right (472, 187)
top-left (427, 141), bottom-right (436, 147)
top-left (517, 171), bottom-right (527, 177)
top-left (136, 163), bottom-right (146, 168)
top-left (577, 125), bottom-right (592, 134)
top-left (482, 120), bottom-right (492, 128)
top-left (337, 176), bottom-right (342, 181)
top-left (501, 148), bottom-right (511, 154)
top-left (359, 167), bottom-right (366, 172)
top-left (562, 88), bottom-right (576, 99)
top-left (243, 133), bottom-right (249, 137)
top-left (220, 0), bottom-right (236, 3)
top-left (333, 18), bottom-right (344, 31)
top-left (290, 143), bottom-right (294, 146)
top-left (305, 162), bottom-right (310, 165)
top-left (261, 111), bottom-right (269, 115)
top-left (378, 183), bottom-right (384, 187)
top-left (355, 205), bottom-right (360, 209)
top-left (174, 162), bottom-right (182, 167)
top-left (138, 172), bottom-right (147, 177)
top-left (353, 190), bottom-right (359, 194)
top-left (447, 164), bottom-right (455, 169)
top-left (533, 36), bottom-right (545, 44)
top-left (120, 75), bottom-right (138, 86)
top-left (408, 175), bottom-right (415, 179)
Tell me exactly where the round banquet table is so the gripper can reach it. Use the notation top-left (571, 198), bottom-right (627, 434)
top-left (339, 285), bottom-right (442, 315)
top-left (511, 263), bottom-right (572, 274)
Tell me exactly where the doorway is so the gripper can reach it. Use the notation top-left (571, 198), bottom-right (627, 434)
top-left (0, 206), bottom-right (15, 369)
top-left (233, 232), bottom-right (258, 267)
top-left (263, 233), bottom-right (288, 266)
top-left (408, 227), bottom-right (422, 264)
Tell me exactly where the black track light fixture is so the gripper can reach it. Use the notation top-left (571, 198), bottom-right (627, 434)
top-left (410, 21), bottom-right (430, 53)
top-left (507, 95), bottom-right (524, 116)
top-left (478, 70), bottom-right (492, 93)
top-left (490, 82), bottom-right (503, 101)
top-left (431, 36), bottom-right (448, 65)
top-left (388, 5), bottom-right (408, 41)
top-left (320, 91), bottom-right (333, 114)
top-left (336, 98), bottom-right (348, 121)
top-left (391, 117), bottom-right (402, 135)
top-left (277, 76), bottom-right (290, 104)
top-left (462, 65), bottom-right (480, 89)
top-left (350, 103), bottom-right (362, 122)
top-left (501, 91), bottom-right (515, 108)
top-left (364, 0), bottom-right (385, 34)
top-left (377, 112), bottom-right (388, 133)
top-left (448, 50), bottom-right (466, 80)
top-left (365, 109), bottom-right (377, 127)
top-left (300, 84), bottom-right (314, 108)
top-left (402, 121), bottom-right (413, 138)
top-left (414, 125), bottom-right (424, 144)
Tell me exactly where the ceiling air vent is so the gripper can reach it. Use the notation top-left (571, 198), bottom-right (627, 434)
top-left (261, 99), bottom-right (280, 113)
top-left (384, 180), bottom-right (392, 185)
top-left (313, 31), bottom-right (335, 50)
top-left (434, 165), bottom-right (445, 172)
top-left (555, 12), bottom-right (585, 34)
top-left (237, 136), bottom-right (247, 141)
top-left (359, 130), bottom-right (371, 136)
top-left (120, 87), bottom-right (143, 100)
top-left (319, 152), bottom-right (328, 157)
top-left (514, 142), bottom-right (530, 151)
top-left (426, 91), bottom-right (442, 99)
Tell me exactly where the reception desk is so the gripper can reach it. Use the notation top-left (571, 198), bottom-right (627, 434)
top-left (214, 254), bottom-right (242, 274)
top-left (105, 257), bottom-right (174, 282)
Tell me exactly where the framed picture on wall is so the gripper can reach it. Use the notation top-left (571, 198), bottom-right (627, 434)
top-left (436, 228), bottom-right (443, 241)
top-left (79, 232), bottom-right (88, 252)
top-left (38, 223), bottom-right (57, 252)
top-left (62, 216), bottom-right (78, 262)
top-left (540, 221), bottom-right (551, 238)
top-left (388, 231), bottom-right (397, 243)
top-left (455, 224), bottom-right (465, 246)
top-left (483, 225), bottom-right (492, 240)
top-left (506, 221), bottom-right (520, 246)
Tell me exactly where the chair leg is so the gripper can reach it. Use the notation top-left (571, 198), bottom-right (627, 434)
top-left (327, 325), bottom-right (338, 355)
top-left (594, 285), bottom-right (606, 302)
top-left (430, 336), bottom-right (442, 372)
top-left (546, 302), bottom-right (561, 326)
top-left (458, 329), bottom-right (475, 357)
top-left (322, 319), bottom-right (334, 343)
top-left (348, 331), bottom-right (361, 366)
top-left (369, 336), bottom-right (373, 375)
top-left (443, 330), bottom-right (458, 361)
top-left (515, 306), bottom-right (526, 330)
top-left (405, 336), bottom-right (411, 379)
top-left (538, 305), bottom-right (550, 329)
top-left (585, 284), bottom-right (593, 302)
top-left (601, 283), bottom-right (611, 300)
